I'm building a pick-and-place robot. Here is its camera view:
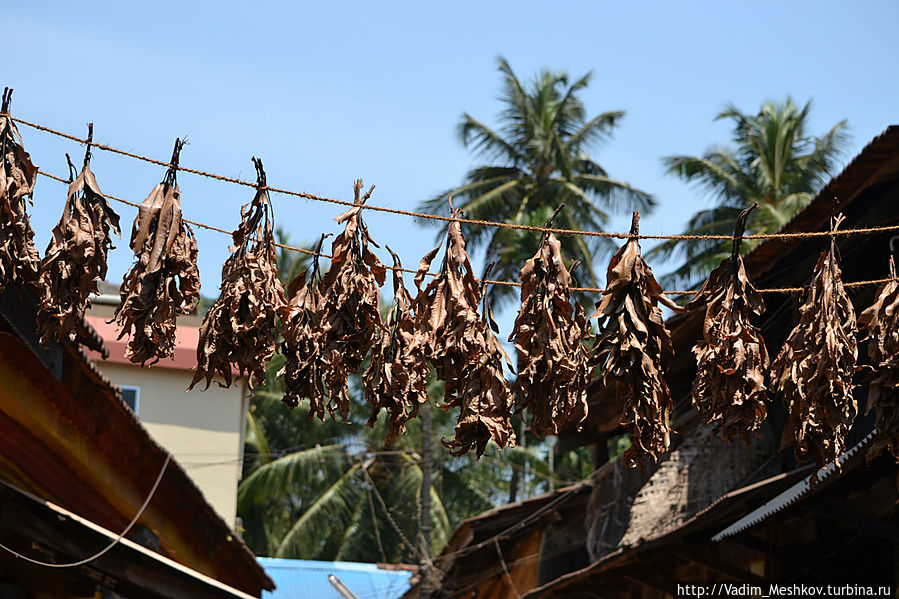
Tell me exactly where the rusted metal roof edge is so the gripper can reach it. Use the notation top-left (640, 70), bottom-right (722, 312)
top-left (710, 431), bottom-right (876, 542)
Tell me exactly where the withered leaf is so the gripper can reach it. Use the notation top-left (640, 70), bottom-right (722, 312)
top-left (363, 247), bottom-right (429, 444)
top-left (313, 180), bottom-right (386, 420)
top-left (510, 207), bottom-right (590, 437)
top-left (279, 235), bottom-right (329, 416)
top-left (688, 204), bottom-right (769, 444)
top-left (190, 158), bottom-right (286, 390)
top-left (38, 140), bottom-right (121, 348)
top-left (591, 211), bottom-right (680, 469)
top-left (772, 214), bottom-right (858, 477)
top-left (0, 88), bottom-right (41, 292)
top-left (414, 207), bottom-right (515, 457)
top-left (858, 256), bottom-right (899, 462)
top-left (113, 139), bottom-right (201, 366)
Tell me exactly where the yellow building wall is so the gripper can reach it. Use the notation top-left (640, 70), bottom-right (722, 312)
top-left (94, 361), bottom-right (247, 527)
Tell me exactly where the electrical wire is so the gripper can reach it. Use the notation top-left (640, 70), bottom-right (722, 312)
top-left (0, 454), bottom-right (171, 568)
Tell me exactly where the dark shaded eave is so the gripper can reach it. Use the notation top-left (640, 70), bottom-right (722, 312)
top-left (0, 478), bottom-right (259, 599)
top-left (520, 467), bottom-right (813, 599)
top-left (0, 292), bottom-right (274, 594)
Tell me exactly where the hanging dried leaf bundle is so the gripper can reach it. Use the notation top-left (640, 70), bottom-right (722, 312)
top-left (688, 204), bottom-right (769, 444)
top-left (113, 139), bottom-right (200, 365)
top-left (0, 88), bottom-right (41, 291)
top-left (510, 207), bottom-right (590, 437)
top-left (37, 128), bottom-right (121, 346)
top-left (315, 180), bottom-right (387, 420)
top-left (772, 214), bottom-right (858, 474)
top-left (415, 208), bottom-right (515, 457)
top-left (279, 235), bottom-right (329, 415)
top-left (363, 248), bottom-right (429, 444)
top-left (858, 256), bottom-right (899, 461)
top-left (190, 158), bottom-right (286, 390)
top-left (591, 211), bottom-right (680, 469)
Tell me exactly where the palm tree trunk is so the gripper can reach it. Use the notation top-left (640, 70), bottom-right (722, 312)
top-left (418, 402), bottom-right (433, 599)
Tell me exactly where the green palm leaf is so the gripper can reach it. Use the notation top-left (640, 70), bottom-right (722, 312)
top-left (418, 56), bottom-right (652, 307)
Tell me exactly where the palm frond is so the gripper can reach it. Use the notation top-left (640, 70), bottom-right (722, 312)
top-left (245, 411), bottom-right (272, 466)
top-left (238, 445), bottom-right (350, 509)
top-left (274, 462), bottom-right (364, 558)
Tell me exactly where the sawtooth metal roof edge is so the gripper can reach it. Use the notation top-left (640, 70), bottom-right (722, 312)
top-left (711, 431), bottom-right (876, 542)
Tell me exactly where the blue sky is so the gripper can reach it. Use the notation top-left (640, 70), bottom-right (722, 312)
top-left (5, 1), bottom-right (898, 329)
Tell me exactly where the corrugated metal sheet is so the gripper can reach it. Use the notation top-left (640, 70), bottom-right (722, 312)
top-left (258, 558), bottom-right (412, 599)
top-left (711, 431), bottom-right (875, 541)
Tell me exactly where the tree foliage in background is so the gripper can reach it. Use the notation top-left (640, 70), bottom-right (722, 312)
top-left (419, 57), bottom-right (653, 305)
top-left (650, 98), bottom-right (849, 289)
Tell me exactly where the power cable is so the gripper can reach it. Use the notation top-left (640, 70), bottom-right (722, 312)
top-left (0, 454), bottom-right (171, 568)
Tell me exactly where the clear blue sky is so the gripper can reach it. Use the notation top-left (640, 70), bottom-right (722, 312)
top-left (5, 1), bottom-right (898, 330)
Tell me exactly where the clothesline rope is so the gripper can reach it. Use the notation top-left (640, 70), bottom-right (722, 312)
top-left (33, 169), bottom-right (899, 296)
top-left (13, 115), bottom-right (899, 243)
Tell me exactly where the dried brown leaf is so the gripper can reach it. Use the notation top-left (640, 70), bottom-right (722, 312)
top-left (772, 214), bottom-right (858, 476)
top-left (414, 207), bottom-right (515, 457)
top-left (510, 209), bottom-right (590, 437)
top-left (591, 211), bottom-right (680, 469)
top-left (310, 179), bottom-right (386, 420)
top-left (689, 205), bottom-right (769, 444)
top-left (0, 89), bottom-right (41, 291)
top-left (363, 248), bottom-right (429, 444)
top-left (279, 235), bottom-right (329, 416)
top-left (858, 255), bottom-right (899, 462)
top-left (113, 140), bottom-right (200, 365)
top-left (190, 158), bottom-right (286, 390)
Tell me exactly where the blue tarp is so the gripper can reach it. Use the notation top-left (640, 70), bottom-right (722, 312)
top-left (258, 557), bottom-right (413, 599)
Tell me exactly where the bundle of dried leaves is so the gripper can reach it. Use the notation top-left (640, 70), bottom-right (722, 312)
top-left (688, 204), bottom-right (769, 444)
top-left (363, 248), bottom-right (429, 444)
top-left (0, 88), bottom-right (41, 292)
top-left (279, 235), bottom-right (329, 415)
top-left (315, 180), bottom-right (387, 420)
top-left (38, 133), bottom-right (121, 345)
top-left (772, 214), bottom-right (858, 475)
top-left (509, 206), bottom-right (590, 437)
top-left (415, 208), bottom-right (515, 457)
top-left (113, 139), bottom-right (200, 365)
top-left (190, 158), bottom-right (286, 390)
top-left (591, 211), bottom-right (681, 469)
top-left (858, 256), bottom-right (899, 461)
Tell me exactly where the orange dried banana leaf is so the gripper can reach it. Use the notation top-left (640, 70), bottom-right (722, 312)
top-left (591, 211), bottom-right (680, 469)
top-left (415, 210), bottom-right (515, 457)
top-left (38, 144), bottom-right (120, 349)
top-left (316, 180), bottom-right (386, 420)
top-left (858, 256), bottom-right (899, 462)
top-left (689, 204), bottom-right (769, 444)
top-left (0, 88), bottom-right (41, 291)
top-left (191, 158), bottom-right (286, 390)
top-left (510, 210), bottom-right (589, 437)
top-left (772, 214), bottom-right (858, 477)
top-left (113, 139), bottom-right (200, 365)
top-left (279, 235), bottom-right (329, 416)
top-left (363, 248), bottom-right (429, 444)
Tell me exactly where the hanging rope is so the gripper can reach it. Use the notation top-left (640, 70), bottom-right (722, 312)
top-left (31, 169), bottom-right (899, 296)
top-left (12, 115), bottom-right (899, 243)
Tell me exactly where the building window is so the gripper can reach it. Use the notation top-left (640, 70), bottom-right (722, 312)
top-left (120, 386), bottom-right (140, 415)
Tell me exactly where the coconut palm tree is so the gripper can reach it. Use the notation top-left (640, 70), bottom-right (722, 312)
top-left (419, 57), bottom-right (654, 305)
top-left (649, 98), bottom-right (849, 289)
